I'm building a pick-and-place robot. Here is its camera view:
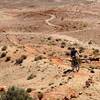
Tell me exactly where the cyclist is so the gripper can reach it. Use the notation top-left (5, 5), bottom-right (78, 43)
top-left (70, 48), bottom-right (80, 72)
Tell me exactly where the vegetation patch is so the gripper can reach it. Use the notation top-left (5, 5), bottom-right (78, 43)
top-left (0, 86), bottom-right (32, 100)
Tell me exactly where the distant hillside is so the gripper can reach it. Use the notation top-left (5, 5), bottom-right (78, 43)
top-left (0, 0), bottom-right (97, 8)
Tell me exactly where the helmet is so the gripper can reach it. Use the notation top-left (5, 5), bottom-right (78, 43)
top-left (72, 47), bottom-right (75, 50)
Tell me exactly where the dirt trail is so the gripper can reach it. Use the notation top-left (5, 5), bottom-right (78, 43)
top-left (3, 32), bottom-right (100, 50)
top-left (45, 14), bottom-right (59, 27)
top-left (48, 33), bottom-right (100, 50)
top-left (45, 13), bottom-right (99, 36)
top-left (44, 12), bottom-right (100, 50)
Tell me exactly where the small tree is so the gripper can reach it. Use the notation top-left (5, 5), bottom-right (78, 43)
top-left (0, 86), bottom-right (32, 100)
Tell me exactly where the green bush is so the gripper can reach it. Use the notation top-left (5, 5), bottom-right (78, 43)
top-left (0, 86), bottom-right (32, 100)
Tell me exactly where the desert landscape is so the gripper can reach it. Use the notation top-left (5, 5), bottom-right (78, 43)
top-left (0, 0), bottom-right (100, 100)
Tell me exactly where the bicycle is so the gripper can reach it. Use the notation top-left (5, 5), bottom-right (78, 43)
top-left (71, 56), bottom-right (80, 72)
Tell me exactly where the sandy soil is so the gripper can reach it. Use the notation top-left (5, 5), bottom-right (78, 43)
top-left (0, 0), bottom-right (100, 100)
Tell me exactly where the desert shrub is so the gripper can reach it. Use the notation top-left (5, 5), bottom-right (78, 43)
top-left (48, 52), bottom-right (56, 57)
top-left (1, 46), bottom-right (7, 51)
top-left (26, 88), bottom-right (32, 93)
top-left (15, 58), bottom-right (23, 65)
top-left (48, 82), bottom-right (54, 86)
top-left (79, 55), bottom-right (83, 58)
top-left (0, 86), bottom-right (32, 100)
top-left (89, 57), bottom-right (99, 61)
top-left (90, 69), bottom-right (95, 73)
top-left (34, 55), bottom-right (45, 61)
top-left (93, 49), bottom-right (99, 55)
top-left (37, 91), bottom-right (43, 100)
top-left (84, 55), bottom-right (88, 58)
top-left (88, 66), bottom-right (95, 73)
top-left (27, 74), bottom-right (36, 80)
top-left (73, 43), bottom-right (78, 47)
top-left (83, 23), bottom-right (87, 27)
top-left (55, 38), bottom-right (61, 42)
top-left (79, 47), bottom-right (85, 53)
top-left (59, 83), bottom-right (63, 86)
top-left (60, 42), bottom-right (66, 48)
top-left (47, 37), bottom-right (52, 40)
top-left (0, 52), bottom-right (7, 58)
top-left (84, 77), bottom-right (93, 88)
top-left (21, 55), bottom-right (27, 60)
top-left (5, 56), bottom-right (11, 62)
top-left (15, 55), bottom-right (27, 65)
top-left (68, 47), bottom-right (72, 50)
top-left (88, 40), bottom-right (93, 45)
top-left (63, 97), bottom-right (69, 100)
top-left (89, 66), bottom-right (94, 70)
top-left (65, 51), bottom-right (70, 56)
top-left (48, 40), bottom-right (56, 45)
top-left (43, 52), bottom-right (46, 55)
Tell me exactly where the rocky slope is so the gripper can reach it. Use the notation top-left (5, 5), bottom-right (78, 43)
top-left (0, 1), bottom-right (100, 100)
top-left (0, 34), bottom-right (100, 100)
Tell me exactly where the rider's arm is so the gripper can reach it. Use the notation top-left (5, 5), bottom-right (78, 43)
top-left (76, 51), bottom-right (79, 56)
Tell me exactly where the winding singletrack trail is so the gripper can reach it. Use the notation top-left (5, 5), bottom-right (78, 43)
top-left (45, 14), bottom-right (97, 34)
top-left (45, 14), bottom-right (59, 27)
top-left (3, 32), bottom-right (100, 50)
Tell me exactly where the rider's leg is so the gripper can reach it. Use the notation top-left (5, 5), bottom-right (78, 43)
top-left (72, 66), bottom-right (75, 72)
top-left (71, 61), bottom-right (75, 71)
top-left (76, 62), bottom-right (80, 72)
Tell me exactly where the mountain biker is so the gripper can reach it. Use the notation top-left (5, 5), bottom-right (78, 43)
top-left (70, 48), bottom-right (80, 72)
top-left (71, 47), bottom-right (79, 58)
